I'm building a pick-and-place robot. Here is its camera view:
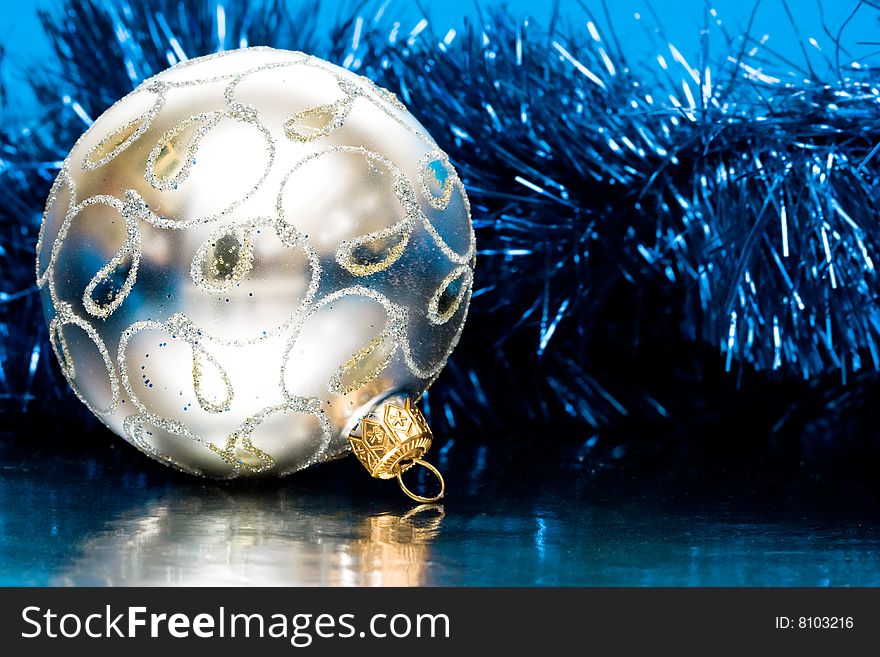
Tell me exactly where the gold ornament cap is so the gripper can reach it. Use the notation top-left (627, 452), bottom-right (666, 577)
top-left (348, 395), bottom-right (445, 503)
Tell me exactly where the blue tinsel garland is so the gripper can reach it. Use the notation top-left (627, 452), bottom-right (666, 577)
top-left (3, 0), bottom-right (880, 459)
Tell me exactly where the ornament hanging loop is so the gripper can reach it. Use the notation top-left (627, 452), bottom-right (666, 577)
top-left (396, 458), bottom-right (445, 503)
top-left (348, 395), bottom-right (446, 502)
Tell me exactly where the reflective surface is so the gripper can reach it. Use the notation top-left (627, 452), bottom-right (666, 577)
top-left (2, 436), bottom-right (880, 586)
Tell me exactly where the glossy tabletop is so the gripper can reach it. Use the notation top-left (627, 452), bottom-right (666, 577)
top-left (1, 437), bottom-right (879, 586)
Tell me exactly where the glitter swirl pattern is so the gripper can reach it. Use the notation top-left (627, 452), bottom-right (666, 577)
top-left (36, 47), bottom-right (475, 477)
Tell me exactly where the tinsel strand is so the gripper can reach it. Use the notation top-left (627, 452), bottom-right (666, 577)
top-left (3, 0), bottom-right (880, 461)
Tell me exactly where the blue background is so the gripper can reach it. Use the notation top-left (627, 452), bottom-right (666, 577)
top-left (2, 0), bottom-right (878, 111)
top-left (3, 0), bottom-right (880, 586)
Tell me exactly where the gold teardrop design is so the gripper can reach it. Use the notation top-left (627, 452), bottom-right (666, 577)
top-left (336, 218), bottom-right (413, 277)
top-left (192, 346), bottom-right (234, 413)
top-left (84, 94), bottom-right (162, 169)
top-left (427, 266), bottom-right (473, 325)
top-left (283, 101), bottom-right (348, 142)
top-left (86, 119), bottom-right (143, 168)
top-left (329, 331), bottom-right (397, 395)
top-left (191, 225), bottom-right (255, 292)
top-left (82, 242), bottom-right (139, 319)
top-left (147, 113), bottom-right (220, 190)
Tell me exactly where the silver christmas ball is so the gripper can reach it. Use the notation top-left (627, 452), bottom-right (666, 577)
top-left (37, 47), bottom-right (474, 478)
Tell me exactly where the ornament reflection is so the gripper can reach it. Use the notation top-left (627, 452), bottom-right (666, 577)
top-left (54, 490), bottom-right (444, 586)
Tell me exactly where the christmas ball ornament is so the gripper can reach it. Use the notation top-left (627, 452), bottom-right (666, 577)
top-left (36, 47), bottom-right (474, 500)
